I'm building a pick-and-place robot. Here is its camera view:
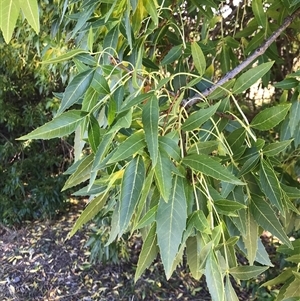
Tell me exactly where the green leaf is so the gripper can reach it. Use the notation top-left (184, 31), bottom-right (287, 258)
top-left (289, 98), bottom-right (300, 136)
top-left (263, 140), bottom-right (293, 156)
top-left (161, 44), bottom-right (182, 65)
top-left (158, 136), bottom-right (181, 161)
top-left (42, 49), bottom-right (90, 64)
top-left (156, 176), bottom-right (187, 279)
top-left (142, 96), bottom-right (159, 166)
top-left (249, 195), bottom-right (292, 248)
top-left (119, 92), bottom-right (155, 112)
top-left (103, 24), bottom-right (119, 55)
top-left (68, 193), bottom-right (108, 238)
top-left (133, 205), bottom-right (158, 231)
top-left (88, 115), bottom-right (101, 153)
top-left (285, 254), bottom-right (300, 263)
top-left (135, 224), bottom-right (159, 282)
top-left (143, 0), bottom-right (158, 26)
top-left (0, 0), bottom-right (20, 43)
top-left (238, 153), bottom-right (260, 177)
top-left (183, 154), bottom-right (245, 185)
top-left (20, 0), bottom-right (39, 34)
top-left (91, 71), bottom-right (110, 95)
top-left (225, 275), bottom-right (239, 301)
top-left (187, 140), bottom-right (219, 155)
top-left (205, 251), bottom-right (225, 301)
top-left (186, 236), bottom-right (202, 280)
top-left (283, 277), bottom-right (300, 300)
top-left (154, 150), bottom-right (173, 201)
top-left (108, 130), bottom-right (146, 164)
top-left (252, 0), bottom-right (267, 28)
top-left (274, 78), bottom-right (299, 89)
top-left (229, 265), bottom-right (269, 280)
top-left (250, 103), bottom-right (291, 131)
top-left (233, 62), bottom-right (274, 94)
top-left (259, 160), bottom-right (284, 213)
top-left (119, 155), bottom-right (145, 235)
top-left (243, 210), bottom-right (258, 265)
top-left (17, 110), bottom-right (88, 140)
top-left (191, 42), bottom-right (206, 76)
top-left (57, 69), bottom-right (95, 115)
top-left (62, 154), bottom-right (94, 191)
top-left (182, 101), bottom-right (220, 131)
top-left (214, 200), bottom-right (246, 215)
top-left (188, 210), bottom-right (210, 233)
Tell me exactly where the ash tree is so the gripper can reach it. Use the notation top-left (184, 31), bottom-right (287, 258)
top-left (2, 0), bottom-right (300, 300)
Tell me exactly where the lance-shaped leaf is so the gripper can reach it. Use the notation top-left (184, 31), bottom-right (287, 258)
top-left (186, 236), bottom-right (202, 280)
top-left (120, 92), bottom-right (155, 112)
top-left (238, 153), bottom-right (260, 177)
top-left (161, 44), bottom-right (182, 65)
top-left (108, 130), bottom-right (146, 164)
top-left (103, 24), bottom-right (119, 56)
top-left (263, 139), bottom-right (293, 157)
top-left (289, 98), bottom-right (300, 136)
top-left (21, 0), bottom-right (39, 34)
top-left (133, 205), bottom-right (158, 231)
top-left (57, 69), bottom-right (95, 115)
top-left (156, 176), bottom-right (187, 279)
top-left (243, 210), bottom-right (258, 265)
top-left (135, 224), bottom-right (159, 282)
top-left (233, 62), bottom-right (274, 94)
top-left (142, 95), bottom-right (159, 166)
top-left (68, 192), bottom-right (108, 238)
top-left (87, 115), bottom-right (101, 153)
top-left (259, 159), bottom-right (284, 213)
top-left (214, 200), bottom-right (246, 215)
top-left (119, 155), bottom-right (145, 235)
top-left (249, 195), bottom-right (292, 248)
top-left (17, 110), bottom-right (88, 140)
top-left (0, 0), bottom-right (20, 43)
top-left (229, 265), bottom-right (269, 280)
top-left (205, 251), bottom-right (225, 301)
top-left (91, 70), bottom-right (110, 95)
top-left (158, 136), bottom-right (181, 161)
top-left (182, 101), bottom-right (220, 131)
top-left (183, 154), bottom-right (245, 185)
top-left (252, 0), bottom-right (267, 28)
top-left (191, 41), bottom-right (206, 76)
top-left (154, 150), bottom-right (173, 201)
top-left (225, 275), bottom-right (239, 301)
top-left (250, 103), bottom-right (291, 131)
top-left (43, 49), bottom-right (90, 64)
top-left (62, 154), bottom-right (94, 191)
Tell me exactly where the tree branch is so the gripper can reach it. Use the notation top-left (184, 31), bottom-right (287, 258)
top-left (182, 7), bottom-right (300, 107)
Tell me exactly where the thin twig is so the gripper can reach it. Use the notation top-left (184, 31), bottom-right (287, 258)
top-left (182, 7), bottom-right (300, 107)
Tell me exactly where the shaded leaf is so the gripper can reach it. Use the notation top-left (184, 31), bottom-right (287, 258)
top-left (205, 251), bottom-right (224, 301)
top-left (161, 44), bottom-right (182, 65)
top-left (243, 210), bottom-right (258, 265)
top-left (182, 101), bottom-right (220, 131)
top-left (154, 150), bottom-right (173, 201)
top-left (252, 0), bottom-right (267, 28)
top-left (135, 224), bottom-right (159, 282)
top-left (249, 195), bottom-right (292, 248)
top-left (142, 95), bottom-right (159, 166)
top-left (263, 140), bottom-right (293, 156)
top-left (225, 275), bottom-right (239, 301)
top-left (156, 176), bottom-right (187, 279)
top-left (119, 155), bottom-right (145, 235)
top-left (108, 130), bottom-right (146, 164)
top-left (88, 115), bottom-right (101, 153)
top-left (259, 159), bottom-right (284, 213)
top-left (134, 205), bottom-right (158, 231)
top-left (183, 154), bottom-right (245, 185)
top-left (17, 110), bottom-right (88, 140)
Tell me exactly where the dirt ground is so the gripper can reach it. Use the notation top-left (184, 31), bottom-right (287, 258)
top-left (0, 203), bottom-right (251, 301)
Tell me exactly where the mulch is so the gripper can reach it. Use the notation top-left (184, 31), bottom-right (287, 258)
top-left (0, 202), bottom-right (252, 301)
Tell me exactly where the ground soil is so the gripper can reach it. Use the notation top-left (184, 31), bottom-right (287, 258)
top-left (0, 202), bottom-right (252, 301)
